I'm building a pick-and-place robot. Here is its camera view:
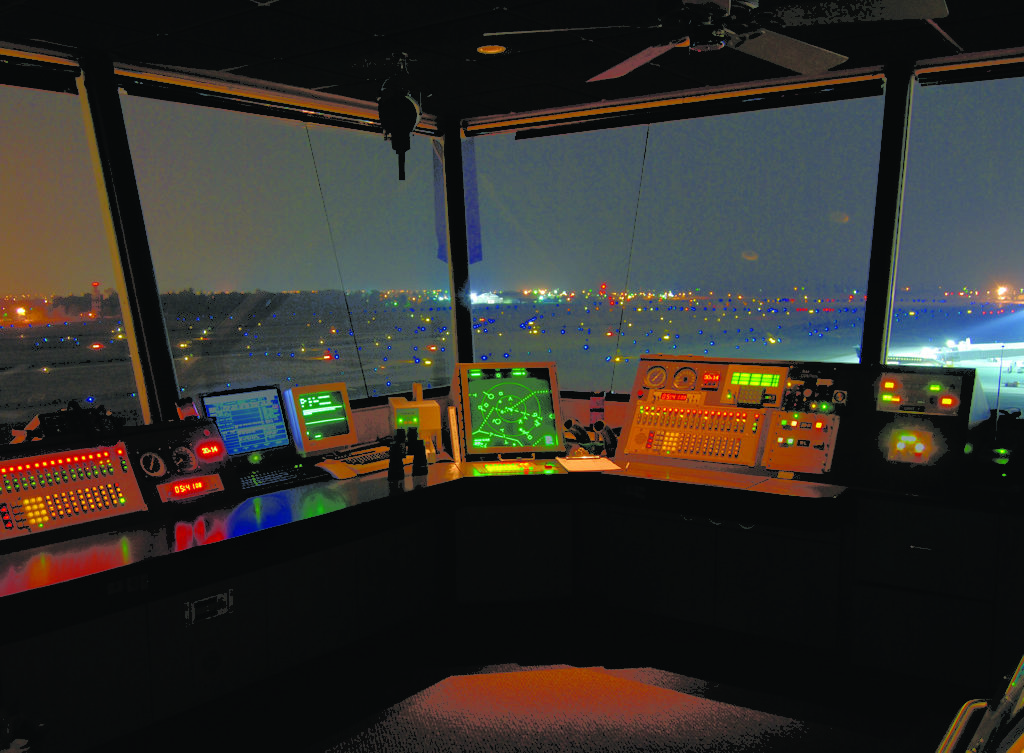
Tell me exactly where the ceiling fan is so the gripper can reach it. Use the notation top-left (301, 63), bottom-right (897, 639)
top-left (482, 0), bottom-right (950, 80)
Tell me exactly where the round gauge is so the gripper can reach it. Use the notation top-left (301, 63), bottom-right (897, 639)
top-left (139, 451), bottom-right (168, 478)
top-left (672, 367), bottom-right (698, 390)
top-left (644, 365), bottom-right (668, 388)
top-left (171, 446), bottom-right (199, 474)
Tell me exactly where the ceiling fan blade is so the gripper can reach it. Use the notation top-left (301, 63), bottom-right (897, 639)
top-left (587, 43), bottom-right (679, 82)
top-left (682, 0), bottom-right (731, 11)
top-left (483, 24), bottom-right (642, 37)
top-left (766, 0), bottom-right (948, 26)
top-left (728, 29), bottom-right (848, 74)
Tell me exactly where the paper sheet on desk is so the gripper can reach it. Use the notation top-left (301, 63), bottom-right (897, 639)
top-left (315, 459), bottom-right (359, 479)
top-left (556, 456), bottom-right (621, 472)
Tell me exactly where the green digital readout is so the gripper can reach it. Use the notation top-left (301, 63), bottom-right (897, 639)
top-left (730, 372), bottom-right (780, 387)
top-left (298, 390), bottom-right (351, 440)
top-left (466, 366), bottom-right (560, 452)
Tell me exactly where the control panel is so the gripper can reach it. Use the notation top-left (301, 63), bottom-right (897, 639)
top-left (875, 371), bottom-right (964, 417)
top-left (623, 355), bottom-right (848, 476)
top-left (0, 441), bottom-right (148, 544)
top-left (622, 355), bottom-right (982, 487)
top-left (123, 419), bottom-right (228, 506)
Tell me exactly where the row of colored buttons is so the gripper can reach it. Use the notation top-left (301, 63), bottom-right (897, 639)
top-left (638, 409), bottom-right (752, 432)
top-left (2, 463), bottom-right (118, 494)
top-left (778, 418), bottom-right (827, 430)
top-left (645, 431), bottom-right (745, 457)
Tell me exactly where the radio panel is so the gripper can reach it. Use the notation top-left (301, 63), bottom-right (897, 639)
top-left (0, 441), bottom-right (148, 544)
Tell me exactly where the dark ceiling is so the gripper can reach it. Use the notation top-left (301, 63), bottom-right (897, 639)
top-left (1, 1), bottom-right (1023, 119)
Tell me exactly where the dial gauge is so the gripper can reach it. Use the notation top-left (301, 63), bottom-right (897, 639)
top-left (672, 367), bottom-right (697, 390)
top-left (171, 446), bottom-right (199, 474)
top-left (139, 451), bottom-right (167, 478)
top-left (644, 365), bottom-right (668, 388)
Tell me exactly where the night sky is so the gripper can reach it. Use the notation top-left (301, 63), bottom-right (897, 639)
top-left (1, 75), bottom-right (1022, 298)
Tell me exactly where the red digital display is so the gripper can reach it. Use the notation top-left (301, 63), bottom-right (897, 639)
top-left (171, 479), bottom-right (206, 498)
top-left (156, 473), bottom-right (224, 503)
top-left (702, 372), bottom-right (720, 382)
top-left (660, 393), bottom-right (696, 401)
top-left (196, 440), bottom-right (225, 461)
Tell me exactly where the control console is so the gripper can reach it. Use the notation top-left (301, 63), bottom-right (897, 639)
top-left (623, 355), bottom-right (845, 476)
top-left (0, 441), bottom-right (148, 544)
top-left (622, 355), bottom-right (983, 489)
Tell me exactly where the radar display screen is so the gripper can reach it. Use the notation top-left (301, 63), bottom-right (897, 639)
top-left (462, 364), bottom-right (564, 456)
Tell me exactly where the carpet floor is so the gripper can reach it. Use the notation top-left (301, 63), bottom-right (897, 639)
top-left (320, 663), bottom-right (891, 753)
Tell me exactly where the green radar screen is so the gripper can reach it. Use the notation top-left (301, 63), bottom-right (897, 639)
top-left (467, 367), bottom-right (559, 450)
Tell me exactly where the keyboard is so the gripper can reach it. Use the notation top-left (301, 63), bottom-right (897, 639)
top-left (334, 447), bottom-right (414, 476)
top-left (237, 463), bottom-right (330, 491)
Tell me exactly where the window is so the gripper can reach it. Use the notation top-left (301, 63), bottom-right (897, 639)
top-left (0, 81), bottom-right (143, 440)
top-left (469, 94), bottom-right (885, 393)
top-left (889, 75), bottom-right (1024, 409)
top-left (467, 127), bottom-right (645, 392)
top-left (121, 94), bottom-right (450, 402)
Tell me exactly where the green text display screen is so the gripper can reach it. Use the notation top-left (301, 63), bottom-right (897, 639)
top-left (299, 390), bottom-right (351, 440)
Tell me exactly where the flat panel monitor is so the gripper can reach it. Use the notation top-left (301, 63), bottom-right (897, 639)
top-left (199, 386), bottom-right (293, 459)
top-left (455, 362), bottom-right (565, 458)
top-left (283, 382), bottom-right (358, 456)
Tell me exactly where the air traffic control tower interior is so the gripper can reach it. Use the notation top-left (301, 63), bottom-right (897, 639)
top-left (3, 2), bottom-right (1024, 752)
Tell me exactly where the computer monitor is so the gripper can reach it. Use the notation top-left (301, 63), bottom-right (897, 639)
top-left (283, 382), bottom-right (359, 457)
top-left (199, 386), bottom-right (293, 459)
top-left (454, 362), bottom-right (565, 458)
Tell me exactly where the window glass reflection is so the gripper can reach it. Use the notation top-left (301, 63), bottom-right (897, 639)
top-left (890, 76), bottom-right (1024, 408)
top-left (121, 95), bottom-right (450, 402)
top-left (0, 83), bottom-right (143, 441)
top-left (469, 95), bottom-right (884, 395)
top-left (469, 127), bottom-right (648, 392)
